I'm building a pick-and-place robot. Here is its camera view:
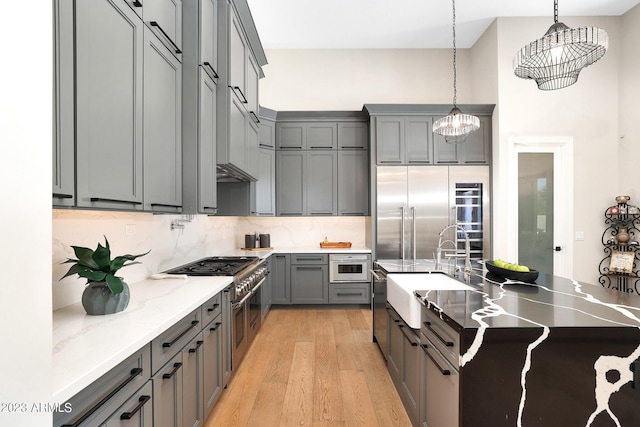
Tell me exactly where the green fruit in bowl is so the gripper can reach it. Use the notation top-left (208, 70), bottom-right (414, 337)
top-left (514, 265), bottom-right (530, 272)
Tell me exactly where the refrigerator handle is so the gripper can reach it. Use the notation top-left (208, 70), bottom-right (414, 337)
top-left (400, 206), bottom-right (405, 261)
top-left (411, 206), bottom-right (416, 260)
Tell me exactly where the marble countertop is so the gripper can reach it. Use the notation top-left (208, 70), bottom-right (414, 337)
top-left (52, 276), bottom-right (232, 403)
top-left (220, 246), bottom-right (371, 258)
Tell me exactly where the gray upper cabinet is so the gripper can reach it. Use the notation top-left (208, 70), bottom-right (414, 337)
top-left (198, 70), bottom-right (218, 213)
top-left (143, 26), bottom-right (183, 213)
top-left (228, 9), bottom-right (247, 102)
top-left (338, 122), bottom-right (368, 149)
top-left (275, 123), bottom-right (305, 149)
top-left (307, 122), bottom-right (337, 149)
top-left (228, 89), bottom-right (248, 170)
top-left (199, 0), bottom-right (219, 79)
top-left (276, 122), bottom-right (337, 150)
top-left (375, 116), bottom-right (432, 165)
top-left (306, 150), bottom-right (337, 215)
top-left (338, 150), bottom-right (369, 215)
top-left (258, 111), bottom-right (276, 149)
top-left (433, 116), bottom-right (491, 164)
top-left (276, 150), bottom-right (305, 215)
top-left (144, 0), bottom-right (183, 57)
top-left (254, 147), bottom-right (276, 216)
top-left (75, 0), bottom-right (144, 210)
top-left (53, 0), bottom-right (75, 207)
top-left (246, 54), bottom-right (260, 122)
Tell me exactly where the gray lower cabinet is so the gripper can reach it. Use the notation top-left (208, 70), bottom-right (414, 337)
top-left (74, 0), bottom-right (144, 210)
top-left (337, 149), bottom-right (369, 215)
top-left (53, 345), bottom-right (152, 427)
top-left (202, 316), bottom-right (223, 420)
top-left (182, 334), bottom-right (204, 427)
top-left (221, 286), bottom-right (233, 387)
top-left (328, 283), bottom-right (370, 304)
top-left (143, 25), bottom-right (182, 213)
top-left (261, 256), bottom-right (273, 319)
top-left (290, 254), bottom-right (329, 304)
top-left (101, 381), bottom-right (153, 427)
top-left (152, 352), bottom-right (184, 427)
top-left (387, 305), bottom-right (420, 427)
top-left (271, 254), bottom-right (291, 304)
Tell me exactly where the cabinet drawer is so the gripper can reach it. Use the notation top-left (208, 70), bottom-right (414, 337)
top-left (201, 292), bottom-right (222, 326)
top-left (329, 283), bottom-right (370, 304)
top-left (291, 253), bottom-right (328, 265)
top-left (420, 307), bottom-right (460, 368)
top-left (54, 345), bottom-right (151, 427)
top-left (151, 308), bottom-right (201, 374)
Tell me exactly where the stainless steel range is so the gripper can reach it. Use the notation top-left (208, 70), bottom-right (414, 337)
top-left (164, 256), bottom-right (269, 371)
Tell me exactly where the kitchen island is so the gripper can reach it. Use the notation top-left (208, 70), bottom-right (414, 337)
top-left (396, 262), bottom-right (640, 427)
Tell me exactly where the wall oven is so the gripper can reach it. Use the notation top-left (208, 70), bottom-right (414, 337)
top-left (329, 254), bottom-right (371, 283)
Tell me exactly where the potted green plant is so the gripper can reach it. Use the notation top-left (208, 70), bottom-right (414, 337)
top-left (61, 236), bottom-right (150, 315)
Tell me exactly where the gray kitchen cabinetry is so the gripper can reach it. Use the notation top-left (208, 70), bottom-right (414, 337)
top-left (387, 305), bottom-right (420, 427)
top-left (275, 122), bottom-right (338, 150)
top-left (433, 115), bottom-right (491, 165)
top-left (252, 109), bottom-right (277, 216)
top-left (337, 149), bottom-right (369, 215)
top-left (271, 254), bottom-right (291, 305)
top-left (181, 334), bottom-right (205, 427)
top-left (144, 0), bottom-right (183, 55)
top-left (221, 285), bottom-right (233, 387)
top-left (306, 150), bottom-right (338, 215)
top-left (290, 254), bottom-right (329, 304)
top-left (52, 0), bottom-right (75, 207)
top-left (182, 0), bottom-right (219, 214)
top-left (337, 122), bottom-right (368, 149)
top-left (202, 314), bottom-right (223, 420)
top-left (375, 116), bottom-right (433, 165)
top-left (152, 351), bottom-right (184, 427)
top-left (74, 0), bottom-right (144, 211)
top-left (328, 283), bottom-right (370, 304)
top-left (276, 151), bottom-right (305, 216)
top-left (53, 345), bottom-right (152, 427)
top-left (216, 0), bottom-right (267, 182)
top-left (261, 256), bottom-right (273, 319)
top-left (142, 25), bottom-right (183, 213)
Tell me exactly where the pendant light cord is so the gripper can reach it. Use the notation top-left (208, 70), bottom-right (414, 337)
top-left (452, 0), bottom-right (457, 108)
top-left (554, 0), bottom-right (558, 24)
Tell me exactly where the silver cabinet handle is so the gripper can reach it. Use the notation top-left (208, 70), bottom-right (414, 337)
top-left (400, 206), bottom-right (406, 261)
top-left (411, 206), bottom-right (417, 261)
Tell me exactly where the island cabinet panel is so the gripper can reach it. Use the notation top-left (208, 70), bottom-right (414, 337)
top-left (53, 345), bottom-right (151, 427)
top-left (75, 0), bottom-right (144, 210)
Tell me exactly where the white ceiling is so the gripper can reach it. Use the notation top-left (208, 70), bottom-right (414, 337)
top-left (246, 0), bottom-right (640, 49)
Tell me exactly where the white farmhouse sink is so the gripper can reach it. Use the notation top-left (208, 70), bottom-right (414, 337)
top-left (387, 273), bottom-right (474, 329)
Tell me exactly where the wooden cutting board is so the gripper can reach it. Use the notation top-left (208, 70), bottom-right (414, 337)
top-left (319, 242), bottom-right (352, 248)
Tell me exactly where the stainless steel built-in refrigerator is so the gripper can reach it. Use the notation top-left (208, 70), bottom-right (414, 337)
top-left (375, 165), bottom-right (491, 261)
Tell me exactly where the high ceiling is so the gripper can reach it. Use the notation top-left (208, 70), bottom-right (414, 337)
top-left (247, 0), bottom-right (640, 49)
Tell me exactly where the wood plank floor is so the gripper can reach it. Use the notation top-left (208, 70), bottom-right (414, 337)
top-left (205, 307), bottom-right (412, 427)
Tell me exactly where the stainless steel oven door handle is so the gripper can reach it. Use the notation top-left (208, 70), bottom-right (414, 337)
top-left (370, 269), bottom-right (383, 281)
top-left (231, 291), bottom-right (252, 310)
top-left (252, 277), bottom-right (266, 292)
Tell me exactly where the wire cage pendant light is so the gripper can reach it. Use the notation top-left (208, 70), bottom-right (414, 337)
top-left (513, 0), bottom-right (608, 90)
top-left (433, 0), bottom-right (480, 144)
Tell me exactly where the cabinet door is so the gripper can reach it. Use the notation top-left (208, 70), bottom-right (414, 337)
top-left (376, 116), bottom-right (404, 164)
top-left (433, 129), bottom-right (459, 164)
top-left (400, 325), bottom-right (420, 425)
top-left (102, 381), bottom-right (153, 427)
top-left (337, 150), bottom-right (369, 215)
top-left (198, 68), bottom-right (217, 213)
top-left (405, 116), bottom-right (432, 164)
top-left (338, 122), bottom-right (368, 149)
top-left (306, 150), bottom-right (337, 215)
top-left (152, 353), bottom-right (184, 427)
top-left (144, 0), bottom-right (182, 54)
top-left (291, 265), bottom-right (329, 304)
top-left (255, 147), bottom-right (276, 216)
top-left (182, 334), bottom-right (204, 427)
top-left (271, 254), bottom-right (291, 304)
top-left (276, 123), bottom-right (305, 149)
top-left (276, 151), bottom-right (305, 215)
top-left (53, 0), bottom-right (75, 206)
top-left (229, 10), bottom-right (247, 101)
top-left (200, 0), bottom-right (218, 79)
top-left (229, 91), bottom-right (248, 171)
top-left (307, 122), bottom-right (337, 149)
top-left (261, 257), bottom-right (273, 318)
top-left (246, 53), bottom-right (260, 118)
top-left (75, 0), bottom-right (144, 210)
top-left (143, 26), bottom-right (182, 213)
top-left (387, 308), bottom-right (403, 385)
top-left (461, 115), bottom-right (491, 164)
top-left (259, 118), bottom-right (276, 149)
top-left (203, 318), bottom-right (223, 420)
top-left (246, 118), bottom-right (259, 179)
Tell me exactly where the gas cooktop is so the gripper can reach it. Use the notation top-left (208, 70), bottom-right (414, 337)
top-left (164, 256), bottom-right (259, 276)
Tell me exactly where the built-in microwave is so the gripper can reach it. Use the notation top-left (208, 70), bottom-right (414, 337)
top-left (329, 254), bottom-right (371, 283)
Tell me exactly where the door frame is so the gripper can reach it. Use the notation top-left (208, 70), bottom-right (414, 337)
top-left (507, 136), bottom-right (573, 278)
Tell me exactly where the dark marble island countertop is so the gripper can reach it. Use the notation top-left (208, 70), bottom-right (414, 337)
top-left (377, 259), bottom-right (640, 426)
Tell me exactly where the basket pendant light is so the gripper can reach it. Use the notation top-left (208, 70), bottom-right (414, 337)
top-left (433, 0), bottom-right (480, 144)
top-left (513, 0), bottom-right (608, 90)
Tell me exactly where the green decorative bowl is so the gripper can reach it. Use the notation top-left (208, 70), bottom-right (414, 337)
top-left (485, 261), bottom-right (539, 283)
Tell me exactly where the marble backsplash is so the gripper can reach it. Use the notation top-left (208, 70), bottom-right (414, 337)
top-left (52, 210), bottom-right (368, 310)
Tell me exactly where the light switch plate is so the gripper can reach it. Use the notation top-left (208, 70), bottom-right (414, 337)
top-left (575, 231), bottom-right (584, 241)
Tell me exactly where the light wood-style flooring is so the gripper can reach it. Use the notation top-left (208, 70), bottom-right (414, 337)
top-left (205, 307), bottom-right (412, 427)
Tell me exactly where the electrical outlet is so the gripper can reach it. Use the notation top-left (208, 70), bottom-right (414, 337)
top-left (125, 225), bottom-right (136, 236)
top-left (575, 231), bottom-right (584, 241)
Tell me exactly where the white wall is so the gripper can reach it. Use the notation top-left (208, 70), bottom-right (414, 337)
top-left (493, 16), bottom-right (622, 285)
top-left (0, 4), bottom-right (53, 426)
